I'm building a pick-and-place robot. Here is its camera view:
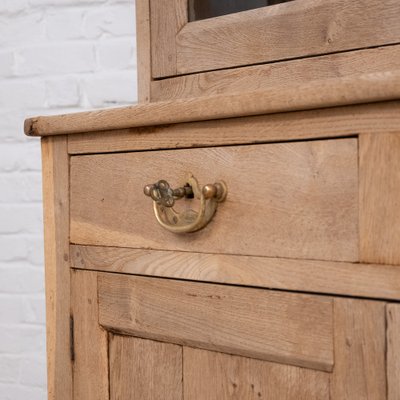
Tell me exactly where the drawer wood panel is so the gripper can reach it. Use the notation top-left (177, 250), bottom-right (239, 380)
top-left (98, 274), bottom-right (334, 371)
top-left (70, 139), bottom-right (358, 261)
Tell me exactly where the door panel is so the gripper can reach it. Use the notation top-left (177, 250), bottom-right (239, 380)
top-left (183, 347), bottom-right (330, 399)
top-left (109, 335), bottom-right (182, 400)
top-left (71, 270), bottom-right (389, 400)
top-left (98, 273), bottom-right (334, 371)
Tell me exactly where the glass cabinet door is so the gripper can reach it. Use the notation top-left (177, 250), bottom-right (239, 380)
top-left (150, 0), bottom-right (400, 79)
top-left (188, 0), bottom-right (293, 21)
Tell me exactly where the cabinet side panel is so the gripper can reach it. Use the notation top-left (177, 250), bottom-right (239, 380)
top-left (41, 136), bottom-right (72, 400)
top-left (360, 133), bottom-right (400, 264)
top-left (387, 304), bottom-right (400, 400)
top-left (331, 299), bottom-right (387, 399)
top-left (71, 270), bottom-right (109, 400)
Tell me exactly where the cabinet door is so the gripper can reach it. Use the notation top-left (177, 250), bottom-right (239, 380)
top-left (149, 0), bottom-right (400, 78)
top-left (71, 270), bottom-right (388, 400)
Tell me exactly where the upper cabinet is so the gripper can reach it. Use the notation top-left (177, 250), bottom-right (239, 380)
top-left (149, 0), bottom-right (400, 78)
top-left (187, 0), bottom-right (293, 21)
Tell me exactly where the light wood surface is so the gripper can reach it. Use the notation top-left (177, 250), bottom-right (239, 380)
top-left (150, 0), bottom-right (187, 78)
top-left (387, 304), bottom-right (400, 400)
top-left (70, 140), bottom-right (358, 262)
top-left (67, 101), bottom-right (400, 155)
top-left (25, 71), bottom-right (400, 137)
top-left (135, 0), bottom-right (151, 102)
top-left (71, 270), bottom-right (108, 400)
top-left (174, 0), bottom-right (400, 75)
top-left (151, 45), bottom-right (400, 101)
top-left (331, 299), bottom-right (387, 400)
top-left (360, 133), bottom-right (400, 265)
top-left (41, 136), bottom-right (72, 400)
top-left (183, 347), bottom-right (330, 400)
top-left (98, 274), bottom-right (334, 371)
top-left (109, 335), bottom-right (182, 400)
top-left (71, 245), bottom-right (400, 300)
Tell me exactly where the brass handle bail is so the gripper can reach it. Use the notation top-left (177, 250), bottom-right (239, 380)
top-left (143, 175), bottom-right (227, 233)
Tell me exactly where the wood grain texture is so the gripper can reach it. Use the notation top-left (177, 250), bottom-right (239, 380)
top-left (70, 140), bottom-right (358, 262)
top-left (25, 71), bottom-right (400, 137)
top-left (71, 270), bottom-right (108, 400)
top-left (71, 245), bottom-right (400, 301)
top-left (135, 0), bottom-right (151, 102)
top-left (150, 0), bottom-right (187, 78)
top-left (331, 299), bottom-right (387, 400)
top-left (387, 304), bottom-right (400, 400)
top-left (183, 348), bottom-right (330, 400)
top-left (152, 45), bottom-right (400, 101)
top-left (98, 274), bottom-right (334, 371)
top-left (110, 335), bottom-right (182, 400)
top-left (67, 101), bottom-right (400, 155)
top-left (41, 136), bottom-right (72, 400)
top-left (360, 133), bottom-right (400, 265)
top-left (175, 0), bottom-right (400, 75)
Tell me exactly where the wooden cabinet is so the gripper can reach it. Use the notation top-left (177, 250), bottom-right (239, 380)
top-left (25, 0), bottom-right (400, 399)
top-left (71, 271), bottom-right (387, 400)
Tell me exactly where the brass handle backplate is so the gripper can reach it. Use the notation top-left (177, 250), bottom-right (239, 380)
top-left (144, 174), bottom-right (227, 233)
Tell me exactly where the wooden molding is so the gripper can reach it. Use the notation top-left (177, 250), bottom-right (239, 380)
top-left (25, 71), bottom-right (400, 137)
top-left (71, 245), bottom-right (400, 301)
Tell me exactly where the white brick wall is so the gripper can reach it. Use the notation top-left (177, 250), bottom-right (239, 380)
top-left (0, 1), bottom-right (138, 398)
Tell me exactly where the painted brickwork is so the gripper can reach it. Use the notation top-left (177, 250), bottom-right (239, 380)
top-left (0, 1), bottom-right (137, 398)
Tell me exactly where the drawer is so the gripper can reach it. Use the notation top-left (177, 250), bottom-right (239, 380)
top-left (70, 139), bottom-right (358, 262)
top-left (72, 270), bottom-right (388, 399)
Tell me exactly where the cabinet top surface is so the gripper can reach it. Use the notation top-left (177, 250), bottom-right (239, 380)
top-left (24, 71), bottom-right (400, 137)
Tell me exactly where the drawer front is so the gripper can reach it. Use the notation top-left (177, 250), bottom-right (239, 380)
top-left (72, 270), bottom-right (387, 400)
top-left (70, 139), bottom-right (358, 262)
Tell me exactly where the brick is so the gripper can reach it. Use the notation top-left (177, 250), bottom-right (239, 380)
top-left (19, 354), bottom-right (47, 387)
top-left (0, 237), bottom-right (29, 262)
top-left (46, 77), bottom-right (80, 107)
top-left (30, 0), bottom-right (105, 5)
top-left (0, 109), bottom-right (27, 142)
top-left (22, 296), bottom-right (46, 325)
top-left (0, 172), bottom-right (42, 203)
top-left (0, 142), bottom-right (41, 172)
top-left (0, 265), bottom-right (44, 294)
top-left (0, 325), bottom-right (45, 354)
top-left (0, 205), bottom-right (43, 234)
top-left (0, 296), bottom-right (24, 324)
top-left (0, 12), bottom-right (45, 47)
top-left (27, 236), bottom-right (45, 266)
top-left (0, 383), bottom-right (46, 400)
top-left (0, 0), bottom-right (29, 14)
top-left (16, 42), bottom-right (96, 76)
top-left (0, 50), bottom-right (15, 78)
top-left (46, 8), bottom-right (84, 41)
top-left (84, 4), bottom-right (136, 39)
top-left (0, 356), bottom-right (21, 383)
top-left (97, 38), bottom-right (135, 70)
top-left (82, 70), bottom-right (137, 107)
top-left (0, 80), bottom-right (47, 109)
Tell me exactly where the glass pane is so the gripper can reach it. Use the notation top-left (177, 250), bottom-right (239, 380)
top-left (189, 0), bottom-right (294, 22)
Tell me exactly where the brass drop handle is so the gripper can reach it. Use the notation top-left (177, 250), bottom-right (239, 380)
top-left (144, 174), bottom-right (227, 233)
